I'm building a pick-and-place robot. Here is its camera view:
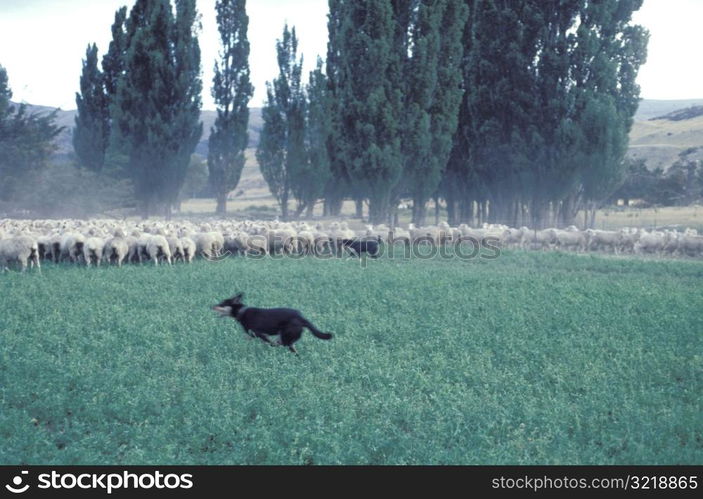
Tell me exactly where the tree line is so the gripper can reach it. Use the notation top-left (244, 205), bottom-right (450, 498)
top-left (258, 0), bottom-right (649, 228)
top-left (2, 0), bottom-right (649, 227)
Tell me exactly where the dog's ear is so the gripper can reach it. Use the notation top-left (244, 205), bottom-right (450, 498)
top-left (232, 292), bottom-right (244, 303)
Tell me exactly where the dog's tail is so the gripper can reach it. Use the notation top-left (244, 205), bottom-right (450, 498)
top-left (301, 318), bottom-right (333, 340)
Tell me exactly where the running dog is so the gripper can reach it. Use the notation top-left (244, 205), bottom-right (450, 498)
top-left (213, 293), bottom-right (333, 353)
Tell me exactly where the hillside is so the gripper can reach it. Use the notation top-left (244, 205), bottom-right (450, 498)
top-left (9, 102), bottom-right (263, 160)
top-left (628, 108), bottom-right (703, 171)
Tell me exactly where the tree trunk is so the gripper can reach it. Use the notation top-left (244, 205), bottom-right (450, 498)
top-left (355, 199), bottom-right (364, 219)
top-left (459, 198), bottom-right (473, 225)
top-left (280, 188), bottom-right (289, 221)
top-left (532, 197), bottom-right (549, 229)
top-left (510, 200), bottom-right (519, 229)
top-left (305, 201), bottom-right (314, 218)
top-left (293, 200), bottom-right (306, 219)
top-left (368, 191), bottom-right (390, 225)
top-left (412, 201), bottom-right (427, 226)
top-left (559, 193), bottom-right (581, 228)
top-left (215, 191), bottom-right (227, 216)
top-left (447, 198), bottom-right (457, 227)
top-left (434, 194), bottom-right (440, 226)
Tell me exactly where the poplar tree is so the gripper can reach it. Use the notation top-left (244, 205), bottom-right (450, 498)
top-left (297, 58), bottom-right (332, 217)
top-left (336, 0), bottom-right (403, 224)
top-left (112, 0), bottom-right (202, 218)
top-left (208, 0), bottom-right (254, 215)
top-left (257, 25), bottom-right (305, 220)
top-left (73, 43), bottom-right (109, 172)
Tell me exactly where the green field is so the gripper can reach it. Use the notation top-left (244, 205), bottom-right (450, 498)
top-left (1, 251), bottom-right (702, 464)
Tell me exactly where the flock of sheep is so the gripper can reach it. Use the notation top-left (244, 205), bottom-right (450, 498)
top-left (0, 218), bottom-right (702, 272)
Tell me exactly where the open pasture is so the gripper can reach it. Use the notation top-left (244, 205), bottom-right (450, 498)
top-left (1, 251), bottom-right (701, 464)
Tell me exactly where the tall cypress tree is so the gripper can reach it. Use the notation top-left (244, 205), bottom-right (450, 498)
top-left (102, 7), bottom-right (128, 102)
top-left (112, 0), bottom-right (202, 218)
top-left (444, 0), bottom-right (647, 228)
top-left (570, 0), bottom-right (648, 227)
top-left (337, 0), bottom-right (403, 224)
top-left (169, 0), bottom-right (203, 215)
top-left (401, 0), bottom-right (467, 225)
top-left (256, 24), bottom-right (305, 220)
top-left (297, 57), bottom-right (332, 217)
top-left (321, 0), bottom-right (347, 216)
top-left (73, 43), bottom-right (110, 172)
top-left (257, 82), bottom-right (287, 215)
top-left (208, 0), bottom-right (254, 215)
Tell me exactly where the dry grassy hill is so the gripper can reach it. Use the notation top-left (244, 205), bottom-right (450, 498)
top-left (628, 104), bottom-right (703, 170)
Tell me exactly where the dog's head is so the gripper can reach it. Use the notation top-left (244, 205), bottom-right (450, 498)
top-left (213, 292), bottom-right (245, 318)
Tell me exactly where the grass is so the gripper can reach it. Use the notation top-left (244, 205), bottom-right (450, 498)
top-left (1, 251), bottom-right (702, 464)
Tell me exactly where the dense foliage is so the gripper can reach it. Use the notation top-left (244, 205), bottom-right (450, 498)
top-left (208, 0), bottom-right (254, 215)
top-left (0, 65), bottom-right (63, 205)
top-left (256, 25), bottom-right (306, 220)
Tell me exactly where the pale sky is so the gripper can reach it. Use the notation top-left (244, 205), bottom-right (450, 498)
top-left (0, 0), bottom-right (700, 111)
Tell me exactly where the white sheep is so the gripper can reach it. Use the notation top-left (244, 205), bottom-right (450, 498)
top-left (146, 235), bottom-right (172, 265)
top-left (0, 235), bottom-right (40, 272)
top-left (633, 231), bottom-right (666, 255)
top-left (677, 234), bottom-right (703, 257)
top-left (103, 235), bottom-right (129, 267)
top-left (83, 237), bottom-right (104, 267)
top-left (60, 233), bottom-right (86, 263)
top-left (179, 236), bottom-right (197, 263)
top-left (585, 229), bottom-right (622, 253)
top-left (550, 229), bottom-right (587, 252)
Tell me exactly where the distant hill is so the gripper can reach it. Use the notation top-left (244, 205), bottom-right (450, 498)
top-left (633, 99), bottom-right (703, 121)
top-left (11, 98), bottom-right (703, 179)
top-left (628, 102), bottom-right (703, 171)
top-left (8, 102), bottom-right (263, 160)
top-left (649, 105), bottom-right (703, 122)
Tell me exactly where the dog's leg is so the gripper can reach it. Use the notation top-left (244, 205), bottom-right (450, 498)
top-left (280, 326), bottom-right (303, 354)
top-left (255, 332), bottom-right (275, 346)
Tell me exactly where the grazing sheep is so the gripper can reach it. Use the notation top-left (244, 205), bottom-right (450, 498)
top-left (502, 227), bottom-right (528, 249)
top-left (179, 236), bottom-right (197, 263)
top-left (0, 235), bottom-right (40, 272)
top-left (146, 235), bottom-right (172, 265)
top-left (634, 231), bottom-right (666, 255)
top-left (45, 233), bottom-right (63, 263)
top-left (167, 237), bottom-right (186, 262)
top-left (677, 234), bottom-right (703, 257)
top-left (523, 229), bottom-right (556, 250)
top-left (585, 229), bottom-right (622, 253)
top-left (83, 237), bottom-right (104, 267)
top-left (193, 232), bottom-right (223, 259)
top-left (60, 233), bottom-right (86, 263)
top-left (265, 227), bottom-right (298, 254)
top-left (103, 235), bottom-right (129, 267)
top-left (296, 230), bottom-right (317, 255)
top-left (550, 229), bottom-right (587, 252)
top-left (36, 234), bottom-right (52, 261)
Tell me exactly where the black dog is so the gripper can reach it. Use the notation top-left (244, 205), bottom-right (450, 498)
top-left (341, 236), bottom-right (382, 258)
top-left (213, 293), bottom-right (333, 353)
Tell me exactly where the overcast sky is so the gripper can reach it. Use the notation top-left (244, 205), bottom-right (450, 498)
top-left (0, 0), bottom-right (700, 111)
